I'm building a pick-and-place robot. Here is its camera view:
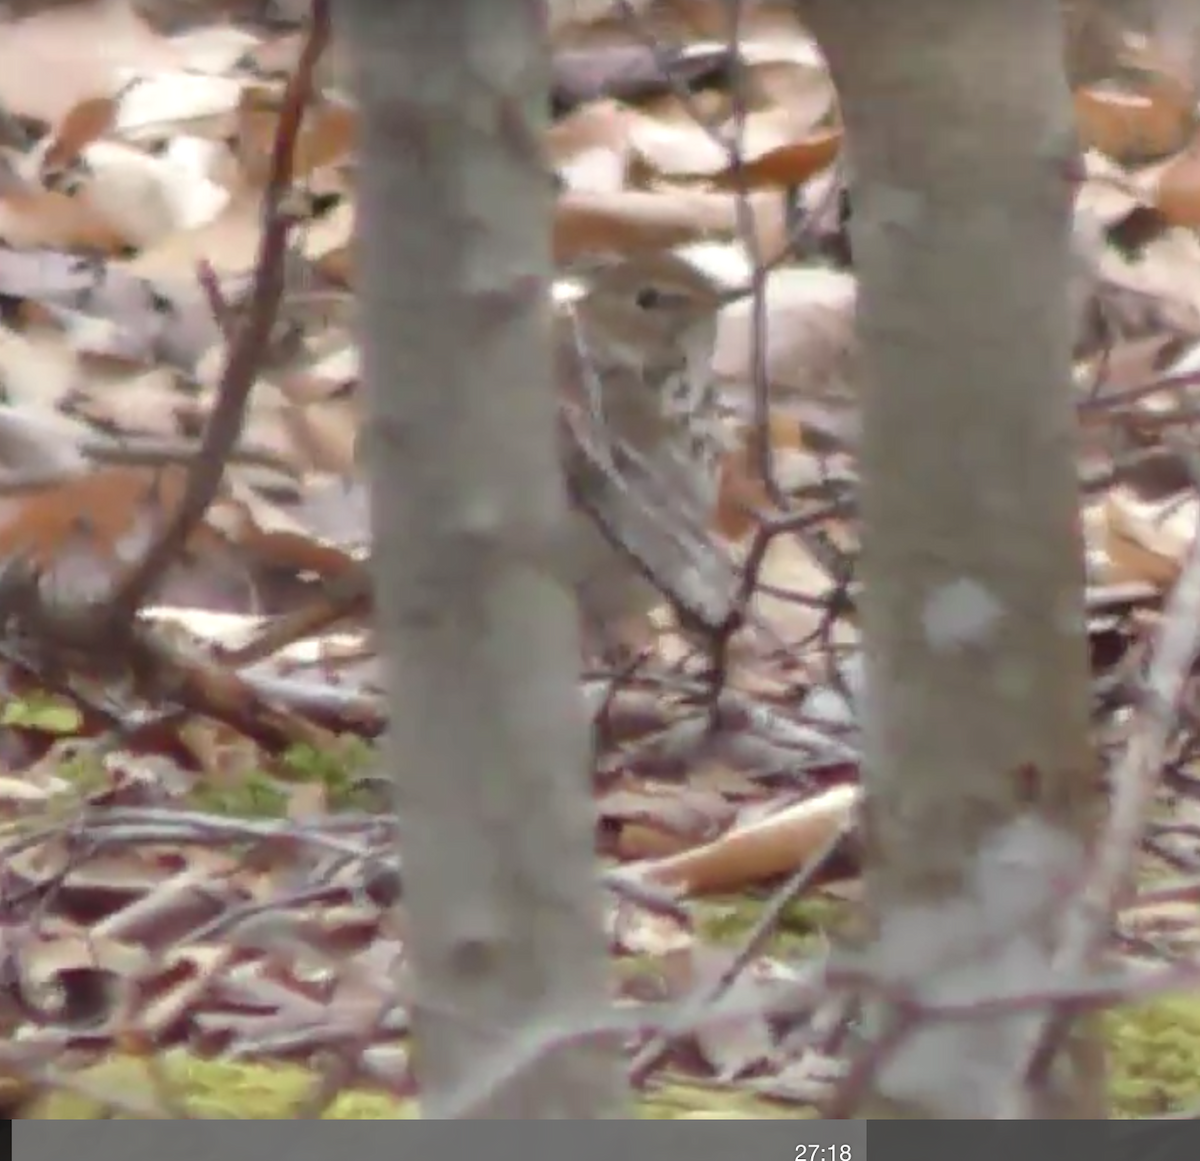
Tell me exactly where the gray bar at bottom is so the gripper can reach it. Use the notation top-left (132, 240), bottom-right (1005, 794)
top-left (869, 1120), bottom-right (1197, 1158)
top-left (15, 1119), bottom-right (867, 1158)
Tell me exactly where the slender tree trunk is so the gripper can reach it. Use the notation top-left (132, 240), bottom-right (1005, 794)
top-left (801, 0), bottom-right (1107, 1118)
top-left (336, 1), bottom-right (628, 1119)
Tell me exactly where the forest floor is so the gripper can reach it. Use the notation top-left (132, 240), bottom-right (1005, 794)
top-left (2, 0), bottom-right (1200, 1119)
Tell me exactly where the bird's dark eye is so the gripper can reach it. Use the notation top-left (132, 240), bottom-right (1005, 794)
top-left (635, 286), bottom-right (663, 310)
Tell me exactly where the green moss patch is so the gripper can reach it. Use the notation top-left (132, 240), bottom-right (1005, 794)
top-left (1105, 995), bottom-right (1200, 1118)
top-left (18, 1053), bottom-right (796, 1119)
top-left (14, 991), bottom-right (1200, 1118)
top-left (23, 1054), bottom-right (415, 1120)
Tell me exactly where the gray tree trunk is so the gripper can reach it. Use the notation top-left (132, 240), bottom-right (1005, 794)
top-left (335, 1), bottom-right (628, 1119)
top-left (801, 0), bottom-right (1107, 1118)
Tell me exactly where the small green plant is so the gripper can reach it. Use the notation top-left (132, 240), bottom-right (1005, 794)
top-left (54, 749), bottom-right (108, 795)
top-left (279, 736), bottom-right (378, 809)
top-left (188, 769), bottom-right (291, 819)
top-left (696, 893), bottom-right (851, 958)
top-left (2, 694), bottom-right (82, 735)
top-left (188, 737), bottom-right (379, 819)
top-left (18, 1051), bottom-right (797, 1119)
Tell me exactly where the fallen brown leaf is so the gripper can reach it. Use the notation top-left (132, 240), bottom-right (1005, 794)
top-left (636, 784), bottom-right (859, 896)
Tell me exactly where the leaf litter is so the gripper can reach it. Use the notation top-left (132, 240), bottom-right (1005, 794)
top-left (0, 0), bottom-right (1197, 1119)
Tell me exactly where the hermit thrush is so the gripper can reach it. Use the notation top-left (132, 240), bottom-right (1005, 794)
top-left (333, 252), bottom-right (732, 665)
top-left (554, 250), bottom-right (735, 655)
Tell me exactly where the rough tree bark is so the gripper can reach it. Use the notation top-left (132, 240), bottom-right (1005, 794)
top-left (335, 1), bottom-right (628, 1119)
top-left (800, 0), bottom-right (1108, 1118)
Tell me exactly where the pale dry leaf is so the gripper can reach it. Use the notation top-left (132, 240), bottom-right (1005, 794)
top-left (0, 404), bottom-right (91, 474)
top-left (547, 98), bottom-right (637, 192)
top-left (735, 27), bottom-right (826, 69)
top-left (115, 70), bottom-right (245, 142)
top-left (279, 397), bottom-right (359, 476)
top-left (554, 186), bottom-right (788, 261)
top-left (164, 134), bottom-right (241, 194)
top-left (0, 246), bottom-right (107, 302)
top-left (740, 55), bottom-right (834, 123)
top-left (0, 183), bottom-right (129, 252)
top-left (218, 476), bottom-right (362, 577)
top-left (43, 308), bottom-right (152, 369)
top-left (165, 23), bottom-right (262, 74)
top-left (123, 193), bottom-right (261, 278)
top-left (69, 365), bottom-right (187, 439)
top-left (1082, 496), bottom-right (1119, 584)
top-left (746, 532), bottom-right (843, 643)
top-left (193, 336), bottom-right (233, 390)
top-left (242, 26), bottom-right (339, 85)
top-left (0, 248), bottom-right (219, 367)
top-left (226, 411), bottom-right (308, 473)
top-left (0, 0), bottom-right (183, 125)
top-left (1165, 337), bottom-right (1200, 378)
top-left (1077, 151), bottom-right (1153, 226)
top-left (236, 88), bottom-right (356, 185)
top-left (1097, 224), bottom-right (1200, 325)
top-left (186, 369), bottom-right (307, 466)
top-left (75, 139), bottom-right (230, 249)
top-left (637, 784), bottom-right (860, 896)
top-left (627, 109), bottom-right (730, 177)
top-left (287, 474), bottom-right (371, 549)
top-left (637, 83), bottom-right (734, 131)
top-left (95, 311), bottom-right (175, 366)
top-left (300, 342), bottom-right (359, 394)
top-left (142, 606), bottom-right (266, 650)
top-left (674, 239), bottom-right (755, 288)
top-left (0, 323), bottom-right (82, 412)
top-left (713, 266), bottom-right (858, 404)
top-left (628, 33), bottom-right (830, 190)
top-left (1156, 139), bottom-right (1200, 227)
top-left (1103, 487), bottom-right (1196, 586)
